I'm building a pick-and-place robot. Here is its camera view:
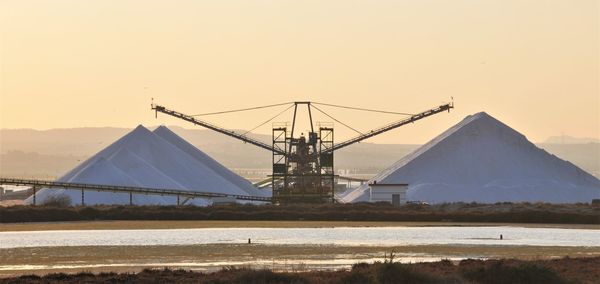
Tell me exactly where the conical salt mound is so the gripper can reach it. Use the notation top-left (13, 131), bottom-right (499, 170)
top-left (25, 125), bottom-right (263, 206)
top-left (341, 112), bottom-right (600, 204)
top-left (153, 126), bottom-right (268, 197)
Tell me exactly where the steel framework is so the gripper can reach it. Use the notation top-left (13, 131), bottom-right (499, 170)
top-left (0, 177), bottom-right (271, 206)
top-left (152, 100), bottom-right (453, 204)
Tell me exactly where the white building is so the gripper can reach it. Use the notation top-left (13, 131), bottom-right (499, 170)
top-left (369, 182), bottom-right (408, 206)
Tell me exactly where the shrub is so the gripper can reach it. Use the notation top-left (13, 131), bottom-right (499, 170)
top-left (14, 274), bottom-right (41, 281)
top-left (43, 272), bottom-right (72, 281)
top-left (42, 194), bottom-right (72, 207)
top-left (78, 206), bottom-right (100, 220)
top-left (376, 263), bottom-right (438, 284)
top-left (351, 262), bottom-right (370, 270)
top-left (221, 268), bottom-right (310, 284)
top-left (340, 269), bottom-right (374, 284)
top-left (461, 261), bottom-right (566, 284)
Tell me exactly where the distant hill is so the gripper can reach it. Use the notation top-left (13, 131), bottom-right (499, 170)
top-left (544, 135), bottom-right (600, 144)
top-left (1, 127), bottom-right (598, 179)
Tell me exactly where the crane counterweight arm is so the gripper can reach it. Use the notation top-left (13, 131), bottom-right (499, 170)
top-left (326, 102), bottom-right (453, 153)
top-left (152, 104), bottom-right (285, 155)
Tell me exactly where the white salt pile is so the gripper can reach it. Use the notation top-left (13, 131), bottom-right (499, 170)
top-left (341, 112), bottom-right (600, 204)
top-left (25, 125), bottom-right (266, 206)
top-left (153, 126), bottom-right (268, 197)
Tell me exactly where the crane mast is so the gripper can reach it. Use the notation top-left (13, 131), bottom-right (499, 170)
top-left (152, 100), bottom-right (453, 203)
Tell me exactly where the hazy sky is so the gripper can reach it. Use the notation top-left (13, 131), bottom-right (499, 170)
top-left (1, 0), bottom-right (598, 144)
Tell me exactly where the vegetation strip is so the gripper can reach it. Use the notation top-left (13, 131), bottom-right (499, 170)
top-left (2, 220), bottom-right (598, 232)
top-left (1, 203), bottom-right (599, 224)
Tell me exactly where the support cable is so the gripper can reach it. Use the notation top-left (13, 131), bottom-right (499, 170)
top-left (312, 102), bottom-right (414, 116)
top-left (191, 102), bottom-right (293, 116)
top-left (242, 104), bottom-right (295, 136)
top-left (311, 104), bottom-right (364, 135)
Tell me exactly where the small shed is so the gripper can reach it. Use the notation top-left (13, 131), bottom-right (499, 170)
top-left (369, 182), bottom-right (409, 206)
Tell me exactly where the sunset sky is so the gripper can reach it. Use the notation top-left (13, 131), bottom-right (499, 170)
top-left (1, 0), bottom-right (598, 144)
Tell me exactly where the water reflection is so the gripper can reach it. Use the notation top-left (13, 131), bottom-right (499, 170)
top-left (1, 226), bottom-right (598, 248)
top-left (0, 255), bottom-right (470, 273)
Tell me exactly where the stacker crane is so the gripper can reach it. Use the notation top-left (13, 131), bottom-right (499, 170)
top-left (152, 101), bottom-right (453, 203)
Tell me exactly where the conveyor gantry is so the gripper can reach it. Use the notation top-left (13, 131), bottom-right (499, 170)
top-left (0, 177), bottom-right (272, 205)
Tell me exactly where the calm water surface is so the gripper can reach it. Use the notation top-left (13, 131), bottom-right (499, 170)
top-left (1, 226), bottom-right (598, 249)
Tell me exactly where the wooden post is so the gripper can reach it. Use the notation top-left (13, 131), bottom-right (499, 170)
top-left (32, 186), bottom-right (36, 206)
top-left (129, 193), bottom-right (133, 206)
top-left (81, 189), bottom-right (85, 206)
top-left (177, 195), bottom-right (180, 206)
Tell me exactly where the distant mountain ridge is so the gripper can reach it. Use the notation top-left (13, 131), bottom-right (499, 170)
top-left (544, 135), bottom-right (600, 144)
top-left (1, 127), bottom-right (599, 179)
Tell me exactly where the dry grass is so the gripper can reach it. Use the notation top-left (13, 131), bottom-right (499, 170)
top-left (2, 244), bottom-right (599, 277)
top-left (3, 256), bottom-right (600, 283)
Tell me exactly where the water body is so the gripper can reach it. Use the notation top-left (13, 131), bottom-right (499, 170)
top-left (1, 226), bottom-right (598, 249)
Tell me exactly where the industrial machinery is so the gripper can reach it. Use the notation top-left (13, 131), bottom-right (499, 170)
top-left (152, 100), bottom-right (453, 203)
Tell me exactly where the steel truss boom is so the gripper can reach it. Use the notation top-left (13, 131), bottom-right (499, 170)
top-left (152, 104), bottom-right (285, 155)
top-left (325, 102), bottom-right (453, 153)
top-left (152, 101), bottom-right (452, 154)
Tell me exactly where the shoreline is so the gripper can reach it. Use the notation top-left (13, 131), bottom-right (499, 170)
top-left (3, 257), bottom-right (600, 283)
top-left (2, 244), bottom-right (599, 278)
top-left (1, 220), bottom-right (599, 232)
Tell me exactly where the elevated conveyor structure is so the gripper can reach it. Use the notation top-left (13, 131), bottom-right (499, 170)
top-left (0, 177), bottom-right (272, 205)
